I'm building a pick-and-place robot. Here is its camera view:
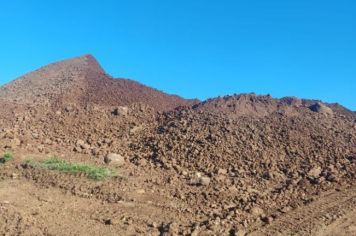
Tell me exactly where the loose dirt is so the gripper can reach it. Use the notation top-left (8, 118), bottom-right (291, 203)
top-left (0, 55), bottom-right (355, 235)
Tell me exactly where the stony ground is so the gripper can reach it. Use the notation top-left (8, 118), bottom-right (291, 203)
top-left (0, 151), bottom-right (355, 236)
top-left (0, 55), bottom-right (355, 235)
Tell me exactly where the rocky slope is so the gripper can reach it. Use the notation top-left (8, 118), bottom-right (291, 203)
top-left (0, 54), bottom-right (197, 111)
top-left (0, 55), bottom-right (355, 235)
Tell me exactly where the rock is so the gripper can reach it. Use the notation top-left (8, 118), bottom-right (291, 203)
top-left (191, 227), bottom-right (200, 236)
top-left (103, 138), bottom-right (112, 144)
top-left (280, 206), bottom-right (292, 213)
top-left (104, 153), bottom-right (125, 166)
top-left (236, 228), bottom-right (246, 236)
top-left (73, 146), bottom-right (82, 153)
top-left (65, 106), bottom-right (74, 112)
top-left (136, 189), bottom-right (145, 194)
top-left (195, 172), bottom-right (202, 178)
top-left (250, 207), bottom-right (265, 217)
top-left (228, 186), bottom-right (239, 193)
top-left (91, 148), bottom-right (99, 156)
top-left (137, 158), bottom-right (147, 166)
top-left (165, 222), bottom-right (179, 235)
top-left (104, 218), bottom-right (120, 225)
top-left (326, 173), bottom-right (338, 182)
top-left (199, 176), bottom-right (211, 186)
top-left (32, 133), bottom-right (39, 139)
top-left (11, 138), bottom-right (21, 146)
top-left (37, 145), bottom-right (44, 152)
top-left (112, 106), bottom-right (128, 116)
top-left (190, 172), bottom-right (211, 186)
top-left (43, 138), bottom-right (52, 145)
top-left (149, 222), bottom-right (158, 228)
top-left (11, 173), bottom-right (18, 179)
top-left (217, 168), bottom-right (228, 175)
top-left (75, 139), bottom-right (90, 149)
top-left (130, 126), bottom-right (143, 134)
top-left (309, 102), bottom-right (333, 115)
top-left (76, 139), bottom-right (85, 146)
top-left (81, 143), bottom-right (91, 150)
top-left (261, 216), bottom-right (273, 224)
top-left (308, 166), bottom-right (322, 178)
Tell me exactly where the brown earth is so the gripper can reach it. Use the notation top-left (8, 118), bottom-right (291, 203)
top-left (0, 55), bottom-right (355, 235)
top-left (0, 55), bottom-right (197, 111)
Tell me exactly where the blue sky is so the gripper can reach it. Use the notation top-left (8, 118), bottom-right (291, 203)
top-left (0, 0), bottom-right (355, 110)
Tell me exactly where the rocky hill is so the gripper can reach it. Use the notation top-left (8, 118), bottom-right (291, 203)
top-left (0, 54), bottom-right (197, 111)
top-left (0, 55), bottom-right (355, 235)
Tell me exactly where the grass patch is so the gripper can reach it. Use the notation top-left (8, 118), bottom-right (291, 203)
top-left (25, 157), bottom-right (114, 180)
top-left (0, 151), bottom-right (13, 163)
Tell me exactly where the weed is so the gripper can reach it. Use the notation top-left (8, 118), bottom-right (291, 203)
top-left (0, 151), bottom-right (13, 163)
top-left (25, 157), bottom-right (114, 180)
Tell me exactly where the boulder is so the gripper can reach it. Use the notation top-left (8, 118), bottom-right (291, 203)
top-left (112, 106), bottom-right (128, 116)
top-left (104, 153), bottom-right (125, 166)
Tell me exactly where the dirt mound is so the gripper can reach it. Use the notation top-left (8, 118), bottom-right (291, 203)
top-left (0, 55), bottom-right (355, 235)
top-left (0, 54), bottom-right (197, 111)
top-left (147, 99), bottom-right (354, 176)
top-left (129, 95), bottom-right (355, 233)
top-left (191, 93), bottom-right (349, 118)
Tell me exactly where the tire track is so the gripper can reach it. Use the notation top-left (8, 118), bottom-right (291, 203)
top-left (249, 186), bottom-right (356, 236)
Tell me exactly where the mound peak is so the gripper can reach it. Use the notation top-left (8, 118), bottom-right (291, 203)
top-left (0, 55), bottom-right (197, 110)
top-left (68, 54), bottom-right (105, 73)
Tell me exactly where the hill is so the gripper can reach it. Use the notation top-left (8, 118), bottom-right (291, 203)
top-left (0, 55), bottom-right (354, 235)
top-left (0, 54), bottom-right (197, 111)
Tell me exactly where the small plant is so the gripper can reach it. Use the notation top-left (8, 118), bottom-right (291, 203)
top-left (25, 157), bottom-right (114, 180)
top-left (0, 151), bottom-right (13, 163)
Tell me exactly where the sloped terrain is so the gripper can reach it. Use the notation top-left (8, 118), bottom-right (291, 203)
top-left (0, 55), bottom-right (197, 111)
top-left (0, 55), bottom-right (355, 235)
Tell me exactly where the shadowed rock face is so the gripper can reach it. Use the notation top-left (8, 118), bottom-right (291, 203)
top-left (0, 54), bottom-right (198, 111)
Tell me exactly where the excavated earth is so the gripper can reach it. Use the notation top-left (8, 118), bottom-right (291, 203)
top-left (0, 55), bottom-right (355, 236)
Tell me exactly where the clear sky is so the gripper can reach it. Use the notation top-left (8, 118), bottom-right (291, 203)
top-left (0, 0), bottom-right (355, 110)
